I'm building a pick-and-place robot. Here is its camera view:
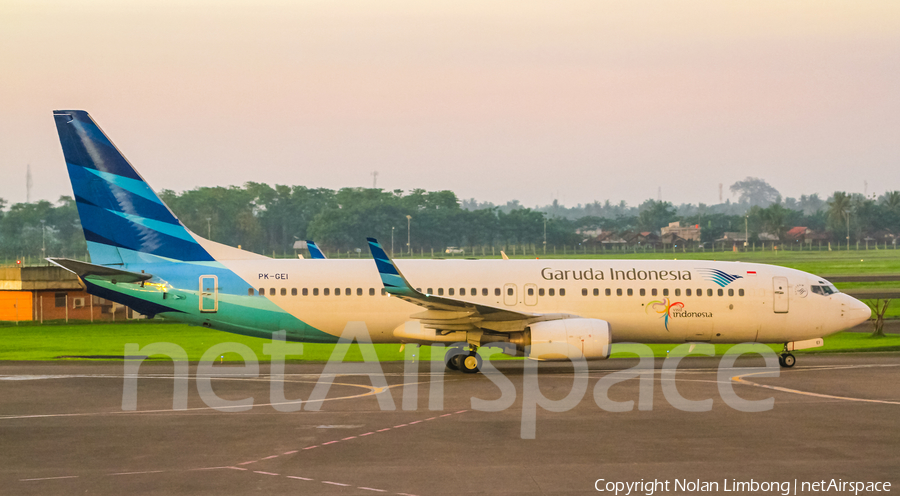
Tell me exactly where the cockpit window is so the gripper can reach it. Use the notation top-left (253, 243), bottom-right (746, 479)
top-left (811, 284), bottom-right (839, 295)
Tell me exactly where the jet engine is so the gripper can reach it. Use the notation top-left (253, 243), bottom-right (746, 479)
top-left (510, 318), bottom-right (612, 361)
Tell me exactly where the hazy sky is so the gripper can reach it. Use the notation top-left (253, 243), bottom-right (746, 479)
top-left (2, 0), bottom-right (898, 208)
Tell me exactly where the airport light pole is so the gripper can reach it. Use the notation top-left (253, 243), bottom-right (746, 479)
top-left (844, 210), bottom-right (850, 250)
top-left (206, 217), bottom-right (211, 239)
top-left (40, 220), bottom-right (46, 259)
top-left (391, 226), bottom-right (395, 257)
top-left (744, 215), bottom-right (748, 251)
top-left (406, 215), bottom-right (412, 256)
top-left (543, 219), bottom-right (547, 255)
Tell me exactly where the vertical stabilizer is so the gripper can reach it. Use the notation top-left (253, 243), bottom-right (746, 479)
top-left (53, 110), bottom-right (214, 264)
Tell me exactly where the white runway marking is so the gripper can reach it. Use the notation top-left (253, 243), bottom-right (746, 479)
top-left (20, 475), bottom-right (78, 481)
top-left (732, 363), bottom-right (900, 405)
top-left (109, 470), bottom-right (165, 476)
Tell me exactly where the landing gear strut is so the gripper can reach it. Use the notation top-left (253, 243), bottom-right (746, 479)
top-left (779, 344), bottom-right (796, 368)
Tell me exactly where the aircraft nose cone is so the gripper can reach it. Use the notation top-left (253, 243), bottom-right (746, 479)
top-left (845, 296), bottom-right (872, 328)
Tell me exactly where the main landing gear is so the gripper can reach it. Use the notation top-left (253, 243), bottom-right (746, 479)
top-left (779, 344), bottom-right (796, 368)
top-left (446, 346), bottom-right (482, 374)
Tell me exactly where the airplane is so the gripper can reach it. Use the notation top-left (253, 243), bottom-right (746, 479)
top-left (48, 110), bottom-right (871, 373)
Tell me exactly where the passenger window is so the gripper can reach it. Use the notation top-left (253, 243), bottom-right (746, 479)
top-left (616, 289), bottom-right (622, 296)
top-left (313, 288), bottom-right (319, 296)
top-left (626, 289), bottom-right (632, 296)
top-left (728, 288), bottom-right (734, 297)
top-left (281, 288), bottom-right (287, 296)
top-left (707, 289), bottom-right (713, 297)
top-left (739, 289), bottom-right (745, 296)
top-left (560, 288), bottom-right (566, 296)
top-left (495, 288), bottom-right (501, 296)
top-left (335, 288), bottom-right (340, 296)
top-left (381, 288), bottom-right (387, 296)
top-left (448, 288), bottom-right (455, 296)
top-left (675, 289), bottom-right (681, 296)
top-left (686, 289), bottom-right (691, 296)
top-left (427, 288), bottom-right (433, 294)
top-left (549, 288), bottom-right (556, 296)
top-left (357, 288), bottom-right (363, 296)
top-left (529, 288), bottom-right (535, 296)
top-left (460, 288), bottom-right (466, 296)
top-left (605, 288), bottom-right (611, 296)
top-left (292, 288), bottom-right (297, 296)
top-left (438, 288), bottom-right (444, 296)
top-left (482, 288), bottom-right (488, 296)
top-left (508, 287), bottom-right (514, 296)
top-left (663, 288), bottom-right (669, 296)
top-left (258, 287), bottom-right (264, 295)
top-left (651, 288), bottom-right (657, 296)
top-left (539, 288), bottom-right (545, 296)
top-left (269, 288), bottom-right (276, 296)
top-left (303, 288), bottom-right (309, 296)
top-left (582, 288), bottom-right (587, 296)
top-left (593, 288), bottom-right (599, 296)
top-left (717, 289), bottom-right (723, 296)
top-left (369, 288), bottom-right (375, 296)
top-left (640, 288), bottom-right (645, 296)
top-left (324, 288), bottom-right (330, 296)
top-left (471, 288), bottom-right (477, 295)
top-left (346, 288), bottom-right (351, 296)
top-left (697, 288), bottom-right (702, 296)
top-left (248, 288), bottom-right (254, 296)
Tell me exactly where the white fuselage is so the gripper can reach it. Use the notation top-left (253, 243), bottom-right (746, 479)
top-left (215, 258), bottom-right (870, 345)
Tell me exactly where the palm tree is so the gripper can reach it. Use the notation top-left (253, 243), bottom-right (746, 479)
top-left (881, 191), bottom-right (900, 211)
top-left (828, 192), bottom-right (852, 247)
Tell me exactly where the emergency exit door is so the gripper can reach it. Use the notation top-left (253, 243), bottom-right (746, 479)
top-left (773, 276), bottom-right (789, 313)
top-left (200, 275), bottom-right (218, 313)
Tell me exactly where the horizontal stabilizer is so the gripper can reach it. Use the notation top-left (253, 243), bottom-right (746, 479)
top-left (48, 258), bottom-right (152, 283)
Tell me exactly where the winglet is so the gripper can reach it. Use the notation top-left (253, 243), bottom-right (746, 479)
top-left (366, 237), bottom-right (418, 297)
top-left (306, 240), bottom-right (327, 259)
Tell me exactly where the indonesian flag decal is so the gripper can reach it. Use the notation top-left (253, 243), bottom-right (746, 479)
top-left (746, 270), bottom-right (757, 276)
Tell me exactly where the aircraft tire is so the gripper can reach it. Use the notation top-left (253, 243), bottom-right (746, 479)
top-left (781, 353), bottom-right (796, 368)
top-left (778, 355), bottom-right (785, 367)
top-left (446, 348), bottom-right (463, 371)
top-left (460, 353), bottom-right (482, 374)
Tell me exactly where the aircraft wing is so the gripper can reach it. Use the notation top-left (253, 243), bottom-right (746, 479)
top-left (367, 238), bottom-right (573, 333)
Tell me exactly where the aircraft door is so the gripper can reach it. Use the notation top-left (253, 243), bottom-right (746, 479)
top-left (773, 276), bottom-right (788, 313)
top-left (200, 275), bottom-right (218, 313)
top-left (524, 283), bottom-right (538, 306)
top-left (503, 283), bottom-right (517, 306)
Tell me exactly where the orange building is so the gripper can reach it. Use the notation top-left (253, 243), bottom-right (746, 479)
top-left (0, 266), bottom-right (141, 323)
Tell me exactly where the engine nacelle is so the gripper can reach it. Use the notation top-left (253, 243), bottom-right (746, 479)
top-left (526, 318), bottom-right (612, 361)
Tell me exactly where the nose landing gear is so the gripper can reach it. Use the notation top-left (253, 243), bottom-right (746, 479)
top-left (779, 344), bottom-right (796, 368)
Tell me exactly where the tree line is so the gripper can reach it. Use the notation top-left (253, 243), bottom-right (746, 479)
top-left (1, 177), bottom-right (899, 262)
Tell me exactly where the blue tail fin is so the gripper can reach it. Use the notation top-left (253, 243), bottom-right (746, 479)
top-left (306, 240), bottom-right (327, 259)
top-left (53, 110), bottom-right (213, 264)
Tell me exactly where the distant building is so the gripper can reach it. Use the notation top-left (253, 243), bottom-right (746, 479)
top-left (0, 266), bottom-right (142, 323)
top-left (660, 222), bottom-right (701, 242)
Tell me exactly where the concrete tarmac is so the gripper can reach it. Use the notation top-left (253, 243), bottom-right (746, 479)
top-left (1, 353), bottom-right (899, 495)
